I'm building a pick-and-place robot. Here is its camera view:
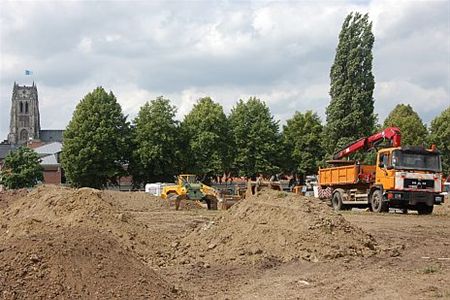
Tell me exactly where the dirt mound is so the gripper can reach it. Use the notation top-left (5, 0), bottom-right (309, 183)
top-left (176, 190), bottom-right (377, 265)
top-left (0, 186), bottom-right (191, 299)
top-left (0, 189), bottom-right (28, 209)
top-left (0, 186), bottom-right (175, 264)
top-left (1, 186), bottom-right (167, 229)
top-left (0, 228), bottom-right (186, 299)
top-left (104, 190), bottom-right (170, 212)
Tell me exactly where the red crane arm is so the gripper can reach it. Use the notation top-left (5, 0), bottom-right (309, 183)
top-left (332, 127), bottom-right (401, 160)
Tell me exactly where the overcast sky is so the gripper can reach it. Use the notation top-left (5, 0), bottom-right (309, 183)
top-left (1, 0), bottom-right (449, 140)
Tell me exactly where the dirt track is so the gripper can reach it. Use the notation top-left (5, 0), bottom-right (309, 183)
top-left (1, 186), bottom-right (449, 299)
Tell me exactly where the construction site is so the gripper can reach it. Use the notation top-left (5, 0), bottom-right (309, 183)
top-left (1, 1), bottom-right (449, 299)
top-left (0, 183), bottom-right (449, 299)
top-left (1, 122), bottom-right (449, 299)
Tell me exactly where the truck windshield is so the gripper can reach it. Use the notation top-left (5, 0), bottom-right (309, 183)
top-left (392, 150), bottom-right (441, 172)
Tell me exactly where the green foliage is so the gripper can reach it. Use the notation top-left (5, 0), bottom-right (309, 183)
top-left (61, 87), bottom-right (131, 189)
top-left (429, 106), bottom-right (450, 175)
top-left (229, 97), bottom-right (280, 177)
top-left (0, 147), bottom-right (43, 189)
top-left (282, 111), bottom-right (325, 175)
top-left (130, 96), bottom-right (180, 185)
top-left (325, 12), bottom-right (376, 155)
top-left (383, 104), bottom-right (428, 146)
top-left (181, 97), bottom-right (230, 176)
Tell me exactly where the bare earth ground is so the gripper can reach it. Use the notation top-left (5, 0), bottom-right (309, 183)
top-left (1, 186), bottom-right (449, 299)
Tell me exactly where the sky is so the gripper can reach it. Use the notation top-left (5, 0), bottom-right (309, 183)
top-left (0, 0), bottom-right (449, 140)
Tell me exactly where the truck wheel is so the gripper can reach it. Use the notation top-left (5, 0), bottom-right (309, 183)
top-left (332, 192), bottom-right (343, 211)
top-left (371, 190), bottom-right (389, 213)
top-left (417, 205), bottom-right (433, 215)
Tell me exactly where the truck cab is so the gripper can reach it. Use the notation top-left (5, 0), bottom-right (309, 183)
top-left (375, 147), bottom-right (443, 214)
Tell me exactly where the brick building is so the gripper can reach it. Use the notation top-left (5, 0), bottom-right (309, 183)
top-left (33, 142), bottom-right (63, 185)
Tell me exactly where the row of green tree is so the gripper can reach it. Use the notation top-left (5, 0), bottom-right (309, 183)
top-left (58, 86), bottom-right (449, 189)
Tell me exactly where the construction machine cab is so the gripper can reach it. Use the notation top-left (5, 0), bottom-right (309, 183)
top-left (177, 174), bottom-right (203, 200)
top-left (179, 174), bottom-right (197, 185)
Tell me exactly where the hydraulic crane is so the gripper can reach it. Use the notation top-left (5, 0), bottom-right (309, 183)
top-left (332, 127), bottom-right (401, 160)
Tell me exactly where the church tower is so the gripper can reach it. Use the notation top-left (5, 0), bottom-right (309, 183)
top-left (8, 82), bottom-right (41, 145)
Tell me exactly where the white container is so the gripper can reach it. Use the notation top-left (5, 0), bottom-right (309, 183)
top-left (145, 183), bottom-right (163, 196)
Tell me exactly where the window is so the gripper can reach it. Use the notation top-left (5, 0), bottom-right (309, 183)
top-left (392, 150), bottom-right (441, 172)
top-left (25, 102), bottom-right (29, 113)
top-left (379, 152), bottom-right (390, 167)
top-left (19, 102), bottom-right (23, 113)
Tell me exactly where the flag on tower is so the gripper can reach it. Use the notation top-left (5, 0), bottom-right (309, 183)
top-left (25, 70), bottom-right (33, 75)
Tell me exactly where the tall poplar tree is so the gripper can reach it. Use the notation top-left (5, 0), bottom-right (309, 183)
top-left (325, 12), bottom-right (376, 155)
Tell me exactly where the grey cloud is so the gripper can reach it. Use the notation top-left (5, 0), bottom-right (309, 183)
top-left (0, 0), bottom-right (449, 140)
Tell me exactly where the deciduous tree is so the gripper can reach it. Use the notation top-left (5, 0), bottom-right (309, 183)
top-left (61, 87), bottom-right (131, 188)
top-left (130, 96), bottom-right (180, 185)
top-left (229, 97), bottom-right (280, 177)
top-left (383, 104), bottom-right (427, 146)
top-left (282, 111), bottom-right (325, 175)
top-left (429, 107), bottom-right (450, 176)
top-left (0, 147), bottom-right (43, 189)
top-left (181, 97), bottom-right (230, 177)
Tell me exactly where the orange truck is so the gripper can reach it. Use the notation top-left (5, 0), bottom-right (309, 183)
top-left (318, 127), bottom-right (444, 214)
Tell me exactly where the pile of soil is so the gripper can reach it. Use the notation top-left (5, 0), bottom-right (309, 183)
top-left (0, 186), bottom-right (174, 263)
top-left (176, 190), bottom-right (378, 265)
top-left (103, 190), bottom-right (170, 212)
top-left (0, 189), bottom-right (28, 209)
top-left (0, 228), bottom-right (185, 299)
top-left (0, 186), bottom-right (189, 299)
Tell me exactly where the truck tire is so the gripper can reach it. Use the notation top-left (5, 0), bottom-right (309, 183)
top-left (332, 191), bottom-right (344, 211)
top-left (417, 205), bottom-right (433, 215)
top-left (370, 190), bottom-right (389, 213)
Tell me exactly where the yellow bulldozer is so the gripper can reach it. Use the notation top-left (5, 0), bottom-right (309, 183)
top-left (161, 174), bottom-right (219, 210)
